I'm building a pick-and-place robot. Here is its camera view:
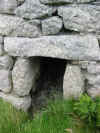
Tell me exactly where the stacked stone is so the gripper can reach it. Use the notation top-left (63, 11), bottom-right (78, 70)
top-left (0, 0), bottom-right (100, 111)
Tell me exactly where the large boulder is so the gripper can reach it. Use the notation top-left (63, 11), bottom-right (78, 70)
top-left (58, 5), bottom-right (100, 33)
top-left (12, 58), bottom-right (40, 97)
top-left (0, 0), bottom-right (17, 14)
top-left (0, 14), bottom-right (41, 37)
top-left (0, 92), bottom-right (31, 111)
top-left (63, 65), bottom-right (84, 98)
top-left (15, 0), bottom-right (56, 19)
top-left (0, 70), bottom-right (12, 93)
top-left (42, 16), bottom-right (63, 35)
top-left (4, 35), bottom-right (100, 61)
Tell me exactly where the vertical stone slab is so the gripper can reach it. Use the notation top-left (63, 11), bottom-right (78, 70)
top-left (12, 58), bottom-right (40, 97)
top-left (63, 64), bottom-right (84, 99)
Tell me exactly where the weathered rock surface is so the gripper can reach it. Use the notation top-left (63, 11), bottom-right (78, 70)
top-left (42, 16), bottom-right (63, 35)
top-left (58, 5), bottom-right (100, 33)
top-left (0, 14), bottom-right (41, 37)
top-left (0, 70), bottom-right (12, 93)
top-left (63, 65), bottom-right (84, 98)
top-left (87, 62), bottom-right (100, 74)
top-left (40, 0), bottom-right (73, 4)
top-left (0, 55), bottom-right (14, 70)
top-left (0, 92), bottom-right (31, 111)
top-left (0, 0), bottom-right (17, 14)
top-left (77, 0), bottom-right (95, 3)
top-left (15, 0), bottom-right (56, 19)
top-left (40, 0), bottom-right (95, 4)
top-left (12, 58), bottom-right (40, 97)
top-left (4, 35), bottom-right (99, 60)
top-left (0, 37), bottom-right (4, 56)
top-left (79, 61), bottom-right (89, 69)
top-left (87, 75), bottom-right (100, 86)
top-left (87, 87), bottom-right (100, 98)
top-left (17, 0), bottom-right (25, 5)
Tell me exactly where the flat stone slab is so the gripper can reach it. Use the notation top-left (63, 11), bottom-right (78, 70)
top-left (4, 35), bottom-right (100, 60)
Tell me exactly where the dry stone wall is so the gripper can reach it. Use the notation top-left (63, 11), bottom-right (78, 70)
top-left (0, 0), bottom-right (100, 111)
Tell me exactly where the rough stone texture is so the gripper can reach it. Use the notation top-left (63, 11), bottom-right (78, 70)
top-left (0, 0), bottom-right (17, 14)
top-left (0, 92), bottom-right (31, 111)
top-left (87, 62), bottom-right (100, 74)
top-left (0, 14), bottom-right (41, 37)
top-left (87, 87), bottom-right (100, 98)
top-left (17, 0), bottom-right (25, 5)
top-left (58, 5), bottom-right (100, 33)
top-left (15, 0), bottom-right (56, 19)
top-left (12, 58), bottom-right (40, 97)
top-left (0, 0), bottom-right (100, 110)
top-left (0, 37), bottom-right (4, 56)
top-left (77, 0), bottom-right (95, 3)
top-left (79, 61), bottom-right (89, 69)
top-left (0, 70), bottom-right (12, 93)
top-left (42, 16), bottom-right (63, 35)
top-left (40, 0), bottom-right (73, 4)
top-left (4, 35), bottom-right (99, 60)
top-left (0, 55), bottom-right (14, 70)
top-left (40, 0), bottom-right (95, 4)
top-left (63, 65), bottom-right (84, 98)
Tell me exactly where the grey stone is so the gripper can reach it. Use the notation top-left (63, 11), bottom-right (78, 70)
top-left (0, 37), bottom-right (4, 56)
top-left (0, 14), bottom-right (41, 37)
top-left (86, 74), bottom-right (100, 86)
top-left (0, 55), bottom-right (14, 70)
top-left (42, 16), bottom-right (63, 35)
top-left (12, 58), bottom-right (40, 97)
top-left (0, 92), bottom-right (31, 111)
top-left (79, 61), bottom-right (89, 69)
top-left (40, 0), bottom-right (73, 4)
top-left (58, 5), bottom-right (100, 33)
top-left (0, 70), bottom-right (12, 93)
top-left (87, 62), bottom-right (100, 74)
top-left (63, 65), bottom-right (84, 98)
top-left (29, 19), bottom-right (41, 26)
top-left (15, 0), bottom-right (56, 19)
top-left (17, 0), bottom-right (25, 5)
top-left (77, 0), bottom-right (95, 3)
top-left (0, 0), bottom-right (17, 14)
top-left (4, 35), bottom-right (99, 61)
top-left (87, 87), bottom-right (100, 98)
top-left (85, 74), bottom-right (96, 85)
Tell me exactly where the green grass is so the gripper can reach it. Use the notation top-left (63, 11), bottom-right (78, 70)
top-left (0, 95), bottom-right (100, 133)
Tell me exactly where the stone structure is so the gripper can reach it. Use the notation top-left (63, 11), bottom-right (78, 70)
top-left (0, 0), bottom-right (100, 111)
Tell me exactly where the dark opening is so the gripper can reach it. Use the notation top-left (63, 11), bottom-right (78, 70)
top-left (30, 56), bottom-right (67, 110)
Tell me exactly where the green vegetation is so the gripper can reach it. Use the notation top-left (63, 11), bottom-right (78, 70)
top-left (0, 94), bottom-right (100, 133)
